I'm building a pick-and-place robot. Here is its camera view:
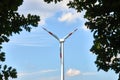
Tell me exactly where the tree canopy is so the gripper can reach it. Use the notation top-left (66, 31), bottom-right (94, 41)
top-left (0, 0), bottom-right (40, 80)
top-left (44, 0), bottom-right (120, 80)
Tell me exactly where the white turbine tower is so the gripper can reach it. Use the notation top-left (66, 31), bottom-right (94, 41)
top-left (42, 27), bottom-right (78, 80)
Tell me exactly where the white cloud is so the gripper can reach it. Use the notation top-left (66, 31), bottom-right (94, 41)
top-left (58, 12), bottom-right (81, 22)
top-left (58, 12), bottom-right (73, 22)
top-left (66, 68), bottom-right (97, 77)
top-left (18, 0), bottom-right (70, 25)
top-left (118, 54), bottom-right (120, 58)
top-left (110, 54), bottom-right (120, 64)
top-left (66, 68), bottom-right (80, 77)
top-left (18, 0), bottom-right (86, 25)
top-left (38, 20), bottom-right (45, 26)
top-left (81, 25), bottom-right (89, 31)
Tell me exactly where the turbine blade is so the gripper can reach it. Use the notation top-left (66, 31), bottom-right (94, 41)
top-left (64, 28), bottom-right (78, 40)
top-left (42, 27), bottom-right (59, 40)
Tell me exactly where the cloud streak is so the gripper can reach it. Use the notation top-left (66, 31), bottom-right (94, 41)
top-left (18, 69), bottom-right (58, 77)
top-left (39, 76), bottom-right (60, 80)
top-left (82, 72), bottom-right (97, 76)
top-left (7, 30), bottom-right (54, 47)
top-left (8, 36), bottom-right (57, 48)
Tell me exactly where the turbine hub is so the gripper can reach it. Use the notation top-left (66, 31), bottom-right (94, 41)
top-left (60, 39), bottom-right (65, 43)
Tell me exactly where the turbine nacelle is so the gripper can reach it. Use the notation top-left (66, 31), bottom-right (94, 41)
top-left (59, 39), bottom-right (65, 43)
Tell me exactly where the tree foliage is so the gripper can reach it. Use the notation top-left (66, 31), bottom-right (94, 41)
top-left (44, 0), bottom-right (62, 3)
top-left (0, 0), bottom-right (40, 80)
top-left (44, 0), bottom-right (120, 79)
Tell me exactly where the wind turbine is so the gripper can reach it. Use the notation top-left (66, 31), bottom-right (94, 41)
top-left (42, 27), bottom-right (78, 80)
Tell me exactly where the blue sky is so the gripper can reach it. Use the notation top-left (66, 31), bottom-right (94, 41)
top-left (2, 0), bottom-right (118, 80)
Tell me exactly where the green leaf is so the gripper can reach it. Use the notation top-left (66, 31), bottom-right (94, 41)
top-left (0, 52), bottom-right (5, 62)
top-left (3, 65), bottom-right (7, 70)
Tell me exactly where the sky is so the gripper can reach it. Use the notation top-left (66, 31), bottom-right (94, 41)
top-left (2, 0), bottom-right (118, 80)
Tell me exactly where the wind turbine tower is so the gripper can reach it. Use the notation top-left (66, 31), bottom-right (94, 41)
top-left (42, 27), bottom-right (78, 80)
